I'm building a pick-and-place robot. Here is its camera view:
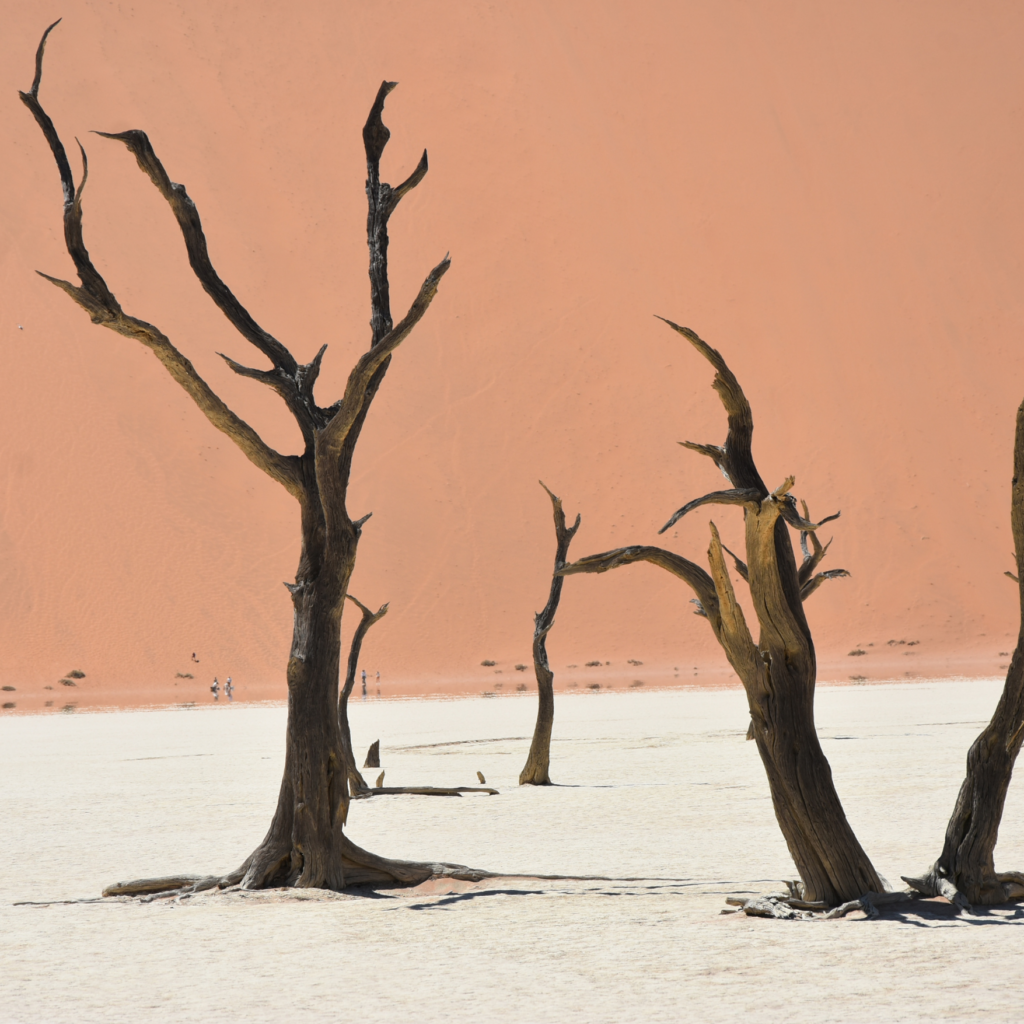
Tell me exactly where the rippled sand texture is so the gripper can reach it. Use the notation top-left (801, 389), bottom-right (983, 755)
top-left (3, 2), bottom-right (1024, 700)
top-left (4, 682), bottom-right (1024, 1023)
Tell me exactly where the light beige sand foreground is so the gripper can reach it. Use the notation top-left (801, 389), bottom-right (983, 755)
top-left (4, 682), bottom-right (1024, 1023)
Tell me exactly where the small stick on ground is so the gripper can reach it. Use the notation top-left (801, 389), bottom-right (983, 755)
top-left (353, 786), bottom-right (499, 798)
top-left (520, 482), bottom-right (581, 786)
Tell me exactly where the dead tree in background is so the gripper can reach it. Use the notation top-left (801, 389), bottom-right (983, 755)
top-left (339, 595), bottom-right (388, 795)
top-left (904, 399), bottom-right (1024, 908)
top-left (519, 482), bottom-right (581, 786)
top-left (558, 319), bottom-right (881, 906)
top-left (22, 22), bottom-right (490, 895)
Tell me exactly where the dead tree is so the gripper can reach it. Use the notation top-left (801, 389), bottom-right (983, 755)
top-left (23, 22), bottom-right (489, 895)
top-left (339, 595), bottom-right (388, 796)
top-left (519, 482), bottom-right (581, 785)
top-left (903, 398), bottom-right (1024, 908)
top-left (557, 318), bottom-right (882, 906)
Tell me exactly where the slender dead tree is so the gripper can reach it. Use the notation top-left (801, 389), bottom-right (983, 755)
top-left (557, 319), bottom-right (882, 906)
top-left (903, 398), bottom-right (1024, 908)
top-left (339, 595), bottom-right (388, 796)
top-left (23, 22), bottom-right (490, 895)
top-left (520, 482), bottom-right (581, 785)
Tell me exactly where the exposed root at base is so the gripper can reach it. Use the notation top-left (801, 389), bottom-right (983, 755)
top-left (101, 836), bottom-right (499, 901)
top-left (901, 867), bottom-right (1024, 910)
top-left (720, 881), bottom-right (919, 920)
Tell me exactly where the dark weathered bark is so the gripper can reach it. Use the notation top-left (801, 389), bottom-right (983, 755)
top-left (339, 595), bottom-right (388, 797)
top-left (558, 319), bottom-right (880, 906)
top-left (520, 483), bottom-right (581, 786)
top-left (22, 23), bottom-right (476, 894)
top-left (903, 399), bottom-right (1024, 908)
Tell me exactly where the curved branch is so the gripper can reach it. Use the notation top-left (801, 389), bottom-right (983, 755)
top-left (777, 494), bottom-right (840, 532)
top-left (94, 129), bottom-right (297, 376)
top-left (797, 500), bottom-right (833, 586)
top-left (800, 568), bottom-right (851, 601)
top-left (556, 545), bottom-right (720, 627)
top-left (679, 441), bottom-right (730, 479)
top-left (659, 487), bottom-right (761, 535)
top-left (20, 28), bottom-right (301, 499)
top-left (319, 255), bottom-right (451, 458)
top-left (658, 318), bottom-right (766, 494)
top-left (95, 128), bottom-right (332, 445)
top-left (339, 594), bottom-right (389, 796)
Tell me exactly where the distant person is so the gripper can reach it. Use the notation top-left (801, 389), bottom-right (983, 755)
top-left (211, 677), bottom-right (220, 700)
top-left (361, 669), bottom-right (367, 700)
top-left (376, 671), bottom-right (380, 689)
top-left (225, 677), bottom-right (234, 702)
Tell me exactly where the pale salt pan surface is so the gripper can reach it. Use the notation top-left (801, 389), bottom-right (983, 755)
top-left (3, 681), bottom-right (1024, 1023)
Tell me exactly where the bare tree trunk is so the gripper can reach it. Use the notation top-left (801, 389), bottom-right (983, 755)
top-left (558, 321), bottom-right (881, 906)
top-left (904, 400), bottom-right (1024, 907)
top-left (339, 595), bottom-right (388, 796)
top-left (520, 483), bottom-right (580, 786)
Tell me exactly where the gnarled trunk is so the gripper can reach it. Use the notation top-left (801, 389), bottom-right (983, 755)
top-left (243, 525), bottom-right (351, 889)
top-left (906, 399), bottom-right (1024, 907)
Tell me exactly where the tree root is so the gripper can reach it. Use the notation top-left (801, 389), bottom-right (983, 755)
top-left (901, 867), bottom-right (1024, 909)
top-left (823, 890), bottom-right (914, 920)
top-left (720, 881), bottom-right (917, 920)
top-left (101, 835), bottom-right (503, 900)
top-left (900, 871), bottom-right (973, 912)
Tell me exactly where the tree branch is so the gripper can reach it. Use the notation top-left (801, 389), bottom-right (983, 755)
top-left (658, 318), bottom-right (767, 494)
top-left (721, 542), bottom-right (749, 582)
top-left (318, 255), bottom-right (451, 460)
top-left (20, 25), bottom-right (301, 499)
top-left (94, 130), bottom-right (297, 374)
top-left (95, 128), bottom-right (333, 445)
top-left (557, 545), bottom-right (721, 629)
top-left (659, 487), bottom-right (762, 535)
top-left (339, 594), bottom-right (389, 797)
top-left (364, 81), bottom-right (430, 347)
top-left (800, 568), bottom-right (851, 601)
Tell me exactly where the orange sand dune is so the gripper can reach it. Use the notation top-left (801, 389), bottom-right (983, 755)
top-left (2, 1), bottom-right (1023, 704)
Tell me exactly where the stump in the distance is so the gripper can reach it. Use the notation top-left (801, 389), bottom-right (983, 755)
top-left (519, 483), bottom-right (581, 786)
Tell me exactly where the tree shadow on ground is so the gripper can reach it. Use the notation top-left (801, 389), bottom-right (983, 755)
top-left (874, 899), bottom-right (1024, 928)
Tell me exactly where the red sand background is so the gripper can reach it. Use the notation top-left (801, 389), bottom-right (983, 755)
top-left (3, 1), bottom-right (1024, 707)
